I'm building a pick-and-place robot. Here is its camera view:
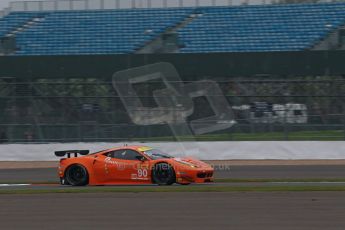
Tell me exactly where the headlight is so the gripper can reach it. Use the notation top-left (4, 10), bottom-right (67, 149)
top-left (176, 160), bottom-right (198, 168)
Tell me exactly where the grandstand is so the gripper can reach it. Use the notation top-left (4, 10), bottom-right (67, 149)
top-left (0, 1), bottom-right (345, 55)
top-left (0, 0), bottom-right (344, 143)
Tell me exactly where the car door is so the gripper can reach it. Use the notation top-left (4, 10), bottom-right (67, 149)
top-left (103, 149), bottom-right (151, 184)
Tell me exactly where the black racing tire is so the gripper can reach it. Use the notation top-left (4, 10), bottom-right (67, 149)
top-left (152, 163), bottom-right (176, 186)
top-left (64, 164), bottom-right (89, 186)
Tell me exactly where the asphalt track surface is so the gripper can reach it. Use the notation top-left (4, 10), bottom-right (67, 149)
top-left (1, 165), bottom-right (345, 191)
top-left (1, 192), bottom-right (345, 230)
top-left (1, 166), bottom-right (345, 230)
top-left (1, 165), bottom-right (345, 184)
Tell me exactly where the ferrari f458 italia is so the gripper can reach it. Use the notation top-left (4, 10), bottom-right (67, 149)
top-left (55, 146), bottom-right (214, 186)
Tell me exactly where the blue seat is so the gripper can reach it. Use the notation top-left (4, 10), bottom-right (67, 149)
top-left (178, 2), bottom-right (345, 53)
top-left (0, 2), bottom-right (345, 55)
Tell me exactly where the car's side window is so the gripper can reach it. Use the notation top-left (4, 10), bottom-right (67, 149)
top-left (105, 150), bottom-right (124, 159)
top-left (106, 149), bottom-right (142, 161)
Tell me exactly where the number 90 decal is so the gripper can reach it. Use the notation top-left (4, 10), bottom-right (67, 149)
top-left (137, 169), bottom-right (148, 178)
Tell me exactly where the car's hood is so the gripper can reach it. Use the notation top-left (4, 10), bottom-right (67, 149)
top-left (172, 157), bottom-right (211, 169)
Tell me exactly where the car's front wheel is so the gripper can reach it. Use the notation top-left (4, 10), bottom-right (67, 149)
top-left (64, 164), bottom-right (89, 186)
top-left (152, 163), bottom-right (176, 185)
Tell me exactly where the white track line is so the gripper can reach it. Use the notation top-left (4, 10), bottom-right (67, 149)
top-left (0, 184), bottom-right (31, 187)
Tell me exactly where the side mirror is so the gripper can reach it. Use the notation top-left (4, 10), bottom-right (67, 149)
top-left (136, 156), bottom-right (146, 162)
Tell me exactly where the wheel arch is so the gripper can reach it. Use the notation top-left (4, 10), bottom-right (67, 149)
top-left (151, 161), bottom-right (175, 173)
top-left (63, 163), bottom-right (90, 186)
top-left (151, 161), bottom-right (176, 185)
top-left (62, 160), bottom-right (94, 180)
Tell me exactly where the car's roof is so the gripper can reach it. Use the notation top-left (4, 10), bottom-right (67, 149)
top-left (95, 145), bottom-right (153, 154)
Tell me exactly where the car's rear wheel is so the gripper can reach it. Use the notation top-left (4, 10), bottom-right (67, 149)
top-left (65, 164), bottom-right (89, 186)
top-left (152, 163), bottom-right (176, 185)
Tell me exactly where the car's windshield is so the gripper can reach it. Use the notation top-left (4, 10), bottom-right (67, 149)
top-left (143, 149), bottom-right (173, 160)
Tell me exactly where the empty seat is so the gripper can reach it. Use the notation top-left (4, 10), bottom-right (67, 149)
top-left (0, 2), bottom-right (344, 55)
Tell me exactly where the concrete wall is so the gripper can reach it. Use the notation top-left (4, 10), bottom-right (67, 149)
top-left (0, 141), bottom-right (345, 161)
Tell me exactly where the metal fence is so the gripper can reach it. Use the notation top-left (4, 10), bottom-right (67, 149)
top-left (0, 76), bottom-right (344, 143)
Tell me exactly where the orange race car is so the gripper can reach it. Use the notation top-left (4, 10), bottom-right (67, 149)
top-left (55, 146), bottom-right (214, 186)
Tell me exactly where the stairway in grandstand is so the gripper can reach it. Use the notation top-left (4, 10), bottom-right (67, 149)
top-left (0, 2), bottom-right (345, 55)
top-left (312, 24), bottom-right (345, 50)
top-left (135, 10), bottom-right (203, 53)
top-left (0, 13), bottom-right (47, 54)
top-left (4, 16), bottom-right (45, 38)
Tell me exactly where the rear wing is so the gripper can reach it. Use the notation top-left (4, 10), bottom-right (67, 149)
top-left (55, 150), bottom-right (89, 158)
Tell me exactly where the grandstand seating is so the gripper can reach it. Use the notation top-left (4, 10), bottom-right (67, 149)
top-left (178, 3), bottom-right (345, 52)
top-left (1, 8), bottom-right (194, 55)
top-left (0, 2), bottom-right (344, 55)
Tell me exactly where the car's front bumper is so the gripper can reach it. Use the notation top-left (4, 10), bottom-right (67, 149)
top-left (176, 169), bottom-right (214, 184)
